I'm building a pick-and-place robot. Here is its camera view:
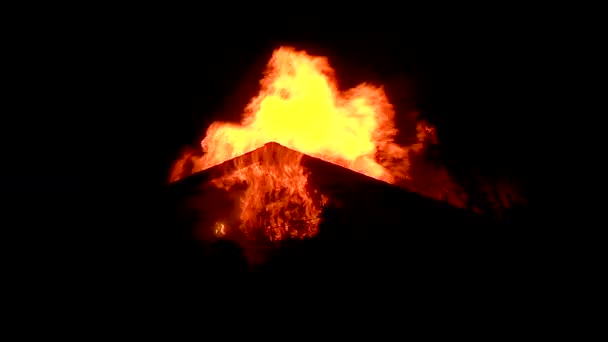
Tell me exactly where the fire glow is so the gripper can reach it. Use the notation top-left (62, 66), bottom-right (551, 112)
top-left (171, 47), bottom-right (450, 241)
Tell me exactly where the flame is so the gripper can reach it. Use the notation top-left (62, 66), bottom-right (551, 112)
top-left (171, 46), bottom-right (448, 240)
top-left (210, 146), bottom-right (327, 241)
top-left (171, 46), bottom-right (432, 183)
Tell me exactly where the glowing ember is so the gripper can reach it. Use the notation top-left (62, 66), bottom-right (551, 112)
top-left (213, 222), bottom-right (227, 237)
top-left (171, 46), bottom-right (450, 240)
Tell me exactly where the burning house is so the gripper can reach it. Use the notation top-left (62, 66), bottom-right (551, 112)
top-left (159, 46), bottom-right (510, 293)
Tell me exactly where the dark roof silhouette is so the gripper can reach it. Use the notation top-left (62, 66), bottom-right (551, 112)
top-left (165, 142), bottom-right (484, 270)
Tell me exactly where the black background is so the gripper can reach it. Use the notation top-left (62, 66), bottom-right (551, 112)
top-left (13, 13), bottom-right (536, 198)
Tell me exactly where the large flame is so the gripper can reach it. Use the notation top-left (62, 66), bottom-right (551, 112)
top-left (171, 46), bottom-right (449, 240)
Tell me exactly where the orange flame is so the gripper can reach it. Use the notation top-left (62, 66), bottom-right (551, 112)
top-left (210, 146), bottom-right (327, 241)
top-left (171, 46), bottom-right (450, 240)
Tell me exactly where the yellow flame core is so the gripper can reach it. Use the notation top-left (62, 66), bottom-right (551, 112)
top-left (172, 46), bottom-right (428, 183)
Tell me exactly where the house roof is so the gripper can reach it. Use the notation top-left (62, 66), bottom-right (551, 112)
top-left (168, 142), bottom-right (481, 241)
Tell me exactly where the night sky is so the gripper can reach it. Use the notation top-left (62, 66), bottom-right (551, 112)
top-left (11, 15), bottom-right (536, 215)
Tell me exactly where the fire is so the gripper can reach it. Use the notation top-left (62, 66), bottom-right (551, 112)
top-left (171, 46), bottom-right (446, 240)
top-left (210, 145), bottom-right (327, 241)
